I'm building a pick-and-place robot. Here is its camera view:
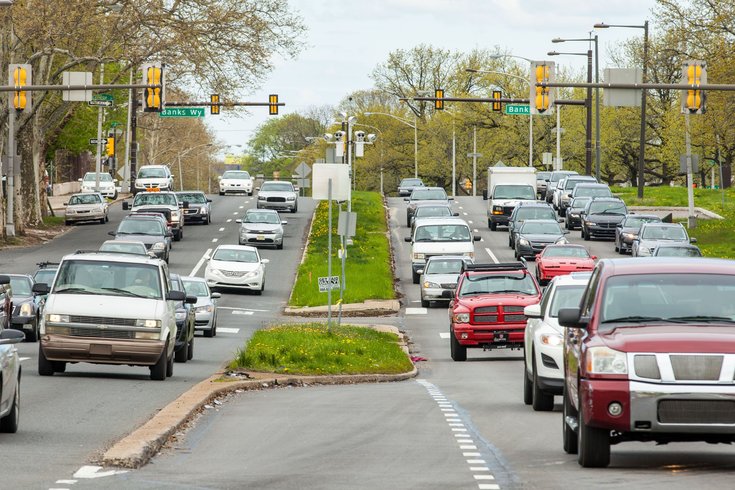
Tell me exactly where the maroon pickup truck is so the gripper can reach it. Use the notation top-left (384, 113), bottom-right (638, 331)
top-left (559, 258), bottom-right (735, 467)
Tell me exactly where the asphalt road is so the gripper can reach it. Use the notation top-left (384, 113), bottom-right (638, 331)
top-left (4, 195), bottom-right (734, 489)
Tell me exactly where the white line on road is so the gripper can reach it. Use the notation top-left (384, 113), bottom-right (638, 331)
top-left (473, 229), bottom-right (479, 233)
top-left (468, 220), bottom-right (473, 224)
top-left (484, 247), bottom-right (500, 264)
top-left (217, 306), bottom-right (269, 312)
top-left (462, 212), bottom-right (468, 216)
top-left (439, 332), bottom-right (449, 339)
top-left (405, 307), bottom-right (427, 315)
top-left (478, 484), bottom-right (500, 490)
top-left (232, 212), bottom-right (239, 215)
top-left (239, 205), bottom-right (244, 209)
top-left (19, 357), bottom-right (30, 362)
top-left (189, 248), bottom-right (212, 276)
top-left (73, 466), bottom-right (127, 479)
top-left (226, 219), bottom-right (232, 223)
top-left (219, 227), bottom-right (225, 232)
top-left (55, 481), bottom-right (77, 485)
top-left (211, 238), bottom-right (218, 243)
top-left (467, 459), bottom-right (486, 464)
top-left (217, 327), bottom-right (240, 334)
top-left (231, 310), bottom-right (254, 315)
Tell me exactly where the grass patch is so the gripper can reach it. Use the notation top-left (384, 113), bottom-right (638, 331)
top-left (290, 191), bottom-right (394, 307)
top-left (42, 216), bottom-right (66, 227)
top-left (229, 323), bottom-right (413, 375)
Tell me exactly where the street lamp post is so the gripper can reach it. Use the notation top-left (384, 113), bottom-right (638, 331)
top-left (595, 21), bottom-right (649, 197)
top-left (548, 50), bottom-right (594, 176)
top-left (552, 35), bottom-right (601, 180)
top-left (364, 111), bottom-right (418, 179)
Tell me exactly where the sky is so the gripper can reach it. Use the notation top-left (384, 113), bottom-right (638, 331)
top-left (207, 0), bottom-right (659, 154)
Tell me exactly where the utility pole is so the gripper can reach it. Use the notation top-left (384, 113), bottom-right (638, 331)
top-left (684, 113), bottom-right (696, 229)
top-left (6, 100), bottom-right (15, 236)
top-left (123, 68), bottom-right (133, 193)
top-left (585, 49), bottom-right (593, 176)
top-left (94, 63), bottom-right (105, 191)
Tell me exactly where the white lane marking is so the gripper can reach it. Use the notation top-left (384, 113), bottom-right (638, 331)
top-left (439, 332), bottom-right (450, 339)
top-left (232, 310), bottom-right (254, 316)
top-left (484, 247), bottom-right (500, 264)
top-left (73, 466), bottom-right (127, 479)
top-left (55, 481), bottom-right (77, 485)
top-left (211, 238), bottom-right (218, 243)
top-left (463, 452), bottom-right (481, 457)
top-left (49, 488), bottom-right (70, 490)
top-left (217, 327), bottom-right (240, 334)
top-left (227, 219), bottom-right (232, 223)
top-left (457, 439), bottom-right (473, 443)
top-left (217, 306), bottom-right (269, 312)
top-left (478, 484), bottom-right (500, 490)
top-left (460, 445), bottom-right (478, 449)
top-left (462, 212), bottom-right (468, 216)
top-left (189, 248), bottom-right (212, 276)
top-left (219, 227), bottom-right (225, 232)
top-left (232, 212), bottom-right (239, 215)
top-left (239, 206), bottom-right (244, 209)
top-left (405, 307), bottom-right (427, 315)
top-left (471, 467), bottom-right (490, 471)
top-left (459, 206), bottom-right (464, 209)
top-left (475, 475), bottom-right (495, 480)
top-left (452, 428), bottom-right (467, 432)
top-left (473, 228), bottom-right (479, 233)
top-left (467, 459), bottom-right (486, 464)
top-left (19, 357), bottom-right (30, 362)
top-left (468, 220), bottom-right (473, 224)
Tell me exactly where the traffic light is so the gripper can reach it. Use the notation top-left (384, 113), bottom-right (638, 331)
top-left (434, 88), bottom-right (444, 110)
top-left (530, 61), bottom-right (555, 115)
top-left (106, 135), bottom-right (115, 157)
top-left (268, 94), bottom-right (279, 115)
top-left (681, 60), bottom-right (706, 114)
top-left (142, 62), bottom-right (164, 112)
top-left (9, 64), bottom-right (32, 112)
top-left (492, 90), bottom-right (502, 112)
top-left (210, 94), bottom-right (220, 115)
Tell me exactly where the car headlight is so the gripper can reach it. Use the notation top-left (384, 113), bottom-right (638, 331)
top-left (453, 313), bottom-right (470, 323)
top-left (244, 270), bottom-right (260, 279)
top-left (413, 253), bottom-right (425, 260)
top-left (540, 332), bottom-right (563, 347)
top-left (492, 205), bottom-right (503, 215)
top-left (585, 346), bottom-right (628, 375)
top-left (555, 237), bottom-right (568, 245)
top-left (423, 281), bottom-right (441, 289)
top-left (20, 303), bottom-right (33, 316)
top-left (242, 227), bottom-right (255, 234)
top-left (286, 196), bottom-right (296, 201)
top-left (175, 311), bottom-right (186, 321)
top-left (66, 209), bottom-right (76, 214)
top-left (258, 195), bottom-right (266, 201)
top-left (195, 305), bottom-right (213, 314)
top-left (585, 221), bottom-right (597, 227)
top-left (151, 242), bottom-right (166, 250)
top-left (622, 232), bottom-right (636, 240)
top-left (135, 319), bottom-right (161, 328)
top-left (518, 238), bottom-right (530, 246)
top-left (47, 314), bottom-right (70, 323)
top-left (200, 207), bottom-right (208, 214)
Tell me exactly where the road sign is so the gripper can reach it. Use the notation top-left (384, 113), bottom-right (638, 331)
top-left (504, 104), bottom-right (530, 115)
top-left (89, 138), bottom-right (107, 145)
top-left (62, 72), bottom-right (93, 102)
top-left (318, 275), bottom-right (340, 293)
top-left (93, 93), bottom-right (114, 102)
top-left (337, 211), bottom-right (357, 238)
top-left (295, 162), bottom-right (311, 177)
top-left (159, 107), bottom-right (205, 118)
top-left (88, 100), bottom-right (113, 107)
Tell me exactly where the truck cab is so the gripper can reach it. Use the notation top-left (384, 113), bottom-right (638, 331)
top-left (485, 167), bottom-right (537, 231)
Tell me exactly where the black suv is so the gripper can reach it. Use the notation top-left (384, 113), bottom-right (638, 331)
top-left (507, 202), bottom-right (557, 249)
top-left (580, 198), bottom-right (627, 241)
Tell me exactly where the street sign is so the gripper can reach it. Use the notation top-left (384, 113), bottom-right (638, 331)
top-left (679, 154), bottom-right (699, 174)
top-left (88, 100), bottom-right (113, 107)
top-left (159, 107), bottom-right (205, 118)
top-left (295, 162), bottom-right (311, 177)
top-left (62, 72), bottom-right (93, 102)
top-left (318, 275), bottom-right (340, 293)
top-left (337, 211), bottom-right (357, 238)
top-left (93, 93), bottom-right (114, 102)
top-left (89, 138), bottom-right (107, 145)
top-left (504, 104), bottom-right (530, 115)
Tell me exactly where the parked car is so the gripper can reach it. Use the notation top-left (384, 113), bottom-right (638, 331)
top-left (181, 276), bottom-right (219, 337)
top-left (109, 214), bottom-right (172, 262)
top-left (507, 202), bottom-right (557, 249)
top-left (176, 191), bottom-right (212, 224)
top-left (219, 170), bottom-right (254, 196)
top-left (632, 222), bottom-right (695, 257)
top-left (256, 181), bottom-right (298, 213)
top-left (236, 209), bottom-right (286, 249)
top-left (545, 170), bottom-right (578, 203)
top-left (170, 274), bottom-right (195, 363)
top-left (78, 172), bottom-right (118, 199)
top-left (652, 243), bottom-right (702, 257)
top-left (514, 219), bottom-right (569, 260)
top-left (398, 177), bottom-right (425, 197)
top-left (405, 187), bottom-right (452, 227)
top-left (448, 262), bottom-right (541, 361)
top-left (7, 274), bottom-right (40, 342)
top-left (614, 214), bottom-right (662, 254)
top-left (534, 244), bottom-right (596, 286)
top-left (99, 239), bottom-right (151, 257)
top-left (133, 165), bottom-right (174, 194)
top-left (558, 258), bottom-right (735, 467)
top-left (418, 255), bottom-right (473, 307)
top-left (580, 197), bottom-right (627, 241)
top-left (123, 190), bottom-right (184, 241)
top-left (0, 277), bottom-right (24, 433)
top-left (523, 272), bottom-right (591, 411)
top-left (564, 197), bottom-right (592, 230)
top-left (205, 245), bottom-right (269, 294)
top-left (64, 192), bottom-right (109, 226)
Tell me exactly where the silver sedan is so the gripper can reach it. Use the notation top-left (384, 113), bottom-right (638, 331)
top-left (182, 276), bottom-right (220, 337)
top-left (64, 192), bottom-right (109, 225)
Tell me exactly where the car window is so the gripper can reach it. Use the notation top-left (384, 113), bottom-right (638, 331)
top-left (655, 247), bottom-right (702, 257)
top-left (99, 242), bottom-right (146, 254)
top-left (222, 171), bottom-right (251, 180)
top-left (571, 198), bottom-right (592, 208)
top-left (641, 225), bottom-right (687, 240)
top-left (54, 260), bottom-right (162, 299)
top-left (415, 224), bottom-right (471, 242)
top-left (401, 179), bottom-right (423, 186)
top-left (519, 221), bottom-right (562, 234)
top-left (182, 280), bottom-right (209, 297)
top-left (575, 187), bottom-right (612, 197)
top-left (69, 194), bottom-right (102, 205)
top-left (212, 248), bottom-right (259, 263)
top-left (537, 172), bottom-right (551, 180)
top-left (9, 276), bottom-right (32, 296)
top-left (176, 192), bottom-right (206, 203)
top-left (517, 207), bottom-right (555, 220)
top-left (564, 178), bottom-right (595, 190)
top-left (623, 216), bottom-right (660, 228)
top-left (549, 285), bottom-right (587, 317)
top-left (459, 273), bottom-right (537, 297)
top-left (543, 246), bottom-right (590, 258)
top-left (138, 167), bottom-right (167, 178)
top-left (579, 267), bottom-right (601, 318)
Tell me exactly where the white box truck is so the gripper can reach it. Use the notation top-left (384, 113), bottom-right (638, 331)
top-left (485, 167), bottom-right (537, 230)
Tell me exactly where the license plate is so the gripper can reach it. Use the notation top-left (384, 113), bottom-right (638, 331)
top-left (256, 235), bottom-right (265, 241)
top-left (493, 331), bottom-right (508, 343)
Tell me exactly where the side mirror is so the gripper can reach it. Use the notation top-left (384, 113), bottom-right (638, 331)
top-left (261, 258), bottom-right (270, 264)
top-left (0, 329), bottom-right (25, 343)
top-left (211, 292), bottom-right (221, 299)
top-left (166, 232), bottom-right (174, 238)
top-left (63, 202), bottom-right (68, 206)
top-left (0, 275), bottom-right (9, 285)
top-left (535, 254), bottom-right (541, 260)
top-left (107, 231), bottom-right (116, 236)
top-left (32, 283), bottom-right (50, 295)
top-left (218, 176), bottom-right (223, 180)
top-left (404, 237), bottom-right (412, 242)
top-left (482, 190), bottom-right (488, 200)
top-left (417, 269), bottom-right (424, 275)
top-left (563, 230), bottom-right (570, 234)
top-left (523, 303), bottom-right (542, 318)
top-left (453, 212), bottom-right (460, 216)
top-left (557, 307), bottom-right (588, 329)
top-left (77, 178), bottom-right (83, 182)
top-left (447, 197), bottom-right (454, 201)
top-left (558, 218), bottom-right (564, 223)
top-left (235, 219), bottom-right (242, 223)
top-left (167, 290), bottom-right (186, 301)
top-left (690, 237), bottom-right (697, 243)
top-left (256, 187), bottom-right (261, 191)
top-left (473, 235), bottom-right (481, 241)
top-left (591, 255), bottom-right (598, 260)
top-left (207, 199), bottom-right (212, 202)
top-left (122, 202), bottom-right (130, 211)
top-left (184, 295), bottom-right (197, 305)
top-left (403, 197), bottom-right (410, 202)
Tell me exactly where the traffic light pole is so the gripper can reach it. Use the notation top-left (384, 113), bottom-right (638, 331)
top-left (95, 64), bottom-right (105, 192)
top-left (6, 107), bottom-right (15, 236)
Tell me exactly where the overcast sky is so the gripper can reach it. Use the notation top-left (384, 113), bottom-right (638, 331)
top-left (208, 0), bottom-right (658, 153)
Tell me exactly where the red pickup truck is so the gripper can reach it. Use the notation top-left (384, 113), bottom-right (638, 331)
top-left (559, 258), bottom-right (735, 467)
top-left (448, 262), bottom-right (541, 361)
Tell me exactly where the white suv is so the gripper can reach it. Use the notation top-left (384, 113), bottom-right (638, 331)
top-left (134, 165), bottom-right (174, 194)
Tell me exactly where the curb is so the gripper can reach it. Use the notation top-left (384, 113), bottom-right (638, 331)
top-left (100, 325), bottom-right (416, 469)
top-left (283, 299), bottom-right (401, 317)
top-left (628, 205), bottom-right (724, 220)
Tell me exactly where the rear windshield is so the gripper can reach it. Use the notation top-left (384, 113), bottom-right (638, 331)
top-left (411, 189), bottom-right (447, 201)
top-left (182, 279), bottom-right (210, 297)
top-left (415, 224), bottom-right (471, 242)
top-left (459, 273), bottom-right (537, 297)
top-left (640, 225), bottom-right (687, 240)
top-left (117, 219), bottom-right (165, 235)
top-left (623, 216), bottom-right (661, 228)
top-left (138, 167), bottom-right (167, 178)
top-left (493, 184), bottom-right (536, 200)
top-left (400, 179), bottom-right (423, 187)
top-left (99, 242), bottom-right (146, 255)
top-left (53, 260), bottom-right (162, 299)
top-left (564, 178), bottom-right (595, 190)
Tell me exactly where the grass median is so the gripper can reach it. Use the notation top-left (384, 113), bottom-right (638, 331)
top-left (229, 323), bottom-right (413, 375)
top-left (289, 191), bottom-right (395, 307)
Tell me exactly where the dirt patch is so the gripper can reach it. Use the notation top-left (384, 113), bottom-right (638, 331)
top-left (0, 223), bottom-right (68, 250)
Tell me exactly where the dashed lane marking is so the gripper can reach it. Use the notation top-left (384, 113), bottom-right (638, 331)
top-left (226, 219), bottom-right (232, 223)
top-left (189, 248), bottom-right (212, 276)
top-left (405, 307), bottom-right (427, 315)
top-left (217, 328), bottom-right (240, 334)
top-left (239, 205), bottom-right (244, 209)
top-left (484, 247), bottom-right (500, 264)
top-left (55, 481), bottom-right (77, 485)
top-left (19, 357), bottom-right (30, 362)
top-left (232, 212), bottom-right (239, 215)
top-left (73, 466), bottom-right (127, 479)
top-left (217, 306), bottom-right (269, 312)
top-left (211, 238), bottom-right (218, 243)
top-left (439, 332), bottom-right (450, 339)
top-left (463, 212), bottom-right (468, 216)
top-left (219, 227), bottom-right (225, 232)
top-left (231, 310), bottom-right (254, 315)
top-left (473, 228), bottom-right (479, 233)
top-left (468, 220), bottom-right (473, 224)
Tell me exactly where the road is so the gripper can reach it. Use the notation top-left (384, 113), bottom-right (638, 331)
top-left (4, 195), bottom-right (734, 489)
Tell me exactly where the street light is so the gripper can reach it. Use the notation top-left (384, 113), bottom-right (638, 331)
top-left (552, 35), bottom-right (601, 180)
top-left (548, 50), bottom-right (594, 176)
top-left (466, 68), bottom-right (534, 167)
top-left (364, 111), bottom-right (418, 179)
top-left (595, 21), bottom-right (649, 198)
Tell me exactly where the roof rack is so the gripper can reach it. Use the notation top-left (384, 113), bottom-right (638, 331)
top-left (463, 262), bottom-right (527, 272)
top-left (36, 261), bottom-right (60, 268)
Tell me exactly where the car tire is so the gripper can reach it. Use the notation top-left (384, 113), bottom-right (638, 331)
top-left (0, 381), bottom-right (20, 433)
top-left (523, 359), bottom-right (533, 405)
top-left (508, 235), bottom-right (513, 248)
top-left (578, 393), bottom-right (611, 467)
top-left (412, 269), bottom-right (420, 285)
top-left (174, 342), bottom-right (188, 363)
top-left (406, 216), bottom-right (412, 227)
top-left (187, 336), bottom-right (194, 361)
top-left (64, 220), bottom-right (71, 226)
top-left (53, 362), bottom-right (66, 373)
top-left (291, 205), bottom-right (297, 214)
top-left (112, 191), bottom-right (118, 200)
top-left (99, 217), bottom-right (106, 224)
top-left (514, 249), bottom-right (520, 260)
top-left (219, 191), bottom-right (224, 196)
top-left (166, 349), bottom-right (174, 377)
top-left (562, 385), bottom-right (578, 454)
top-left (532, 355), bottom-right (555, 411)
top-left (255, 280), bottom-right (264, 296)
top-left (150, 348), bottom-right (167, 381)
top-left (421, 297), bottom-right (429, 308)
top-left (204, 325), bottom-right (214, 338)
top-left (614, 240), bottom-right (619, 252)
top-left (277, 242), bottom-right (283, 250)
top-left (583, 230), bottom-right (590, 241)
top-left (38, 347), bottom-right (54, 376)
top-left (248, 191), bottom-right (253, 196)
top-left (26, 321), bottom-right (38, 343)
top-left (490, 221), bottom-right (497, 231)
top-left (450, 327), bottom-right (467, 362)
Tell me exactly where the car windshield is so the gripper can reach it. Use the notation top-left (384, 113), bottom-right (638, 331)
top-left (261, 182), bottom-right (293, 192)
top-left (599, 273), bottom-right (735, 329)
top-left (549, 285), bottom-right (587, 317)
top-left (133, 193), bottom-right (177, 206)
top-left (117, 219), bottom-right (165, 235)
top-left (564, 178), bottom-right (595, 190)
top-left (575, 186), bottom-right (611, 197)
top-left (415, 206), bottom-right (452, 218)
top-left (520, 222), bottom-right (562, 235)
top-left (53, 260), bottom-right (162, 299)
top-left (176, 192), bottom-right (207, 203)
top-left (654, 246), bottom-right (702, 257)
top-left (570, 198), bottom-right (592, 209)
top-left (624, 216), bottom-right (661, 228)
top-left (459, 273), bottom-right (537, 296)
top-left (543, 246), bottom-right (590, 258)
top-left (83, 173), bottom-right (112, 182)
top-left (493, 184), bottom-right (536, 200)
top-left (182, 280), bottom-right (209, 297)
top-left (537, 172), bottom-right (551, 180)
top-left (516, 207), bottom-right (555, 220)
top-left (244, 212), bottom-right (280, 224)
top-left (411, 189), bottom-right (447, 201)
top-left (588, 201), bottom-right (626, 215)
top-left (138, 167), bottom-right (167, 178)
top-left (426, 259), bottom-right (465, 275)
top-left (550, 172), bottom-right (577, 183)
top-left (414, 224), bottom-right (471, 242)
top-left (212, 248), bottom-right (259, 263)
top-left (69, 194), bottom-right (102, 205)
top-left (641, 226), bottom-right (687, 240)
top-left (223, 171), bottom-right (251, 180)
top-left (34, 269), bottom-right (57, 285)
top-left (99, 242), bottom-right (146, 255)
top-left (9, 276), bottom-right (32, 296)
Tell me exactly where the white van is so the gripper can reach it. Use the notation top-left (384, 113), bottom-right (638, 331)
top-left (404, 217), bottom-right (480, 284)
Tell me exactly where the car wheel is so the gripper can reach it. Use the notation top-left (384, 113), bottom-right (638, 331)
top-left (99, 217), bottom-right (106, 224)
top-left (38, 347), bottom-right (54, 376)
top-left (26, 321), bottom-right (38, 343)
top-left (219, 191), bottom-right (224, 196)
top-left (64, 220), bottom-right (71, 226)
top-left (450, 326), bottom-right (467, 362)
top-left (248, 191), bottom-right (253, 196)
top-left (166, 349), bottom-right (174, 377)
top-left (421, 297), bottom-right (429, 308)
top-left (187, 336), bottom-right (194, 361)
top-left (0, 381), bottom-right (20, 433)
top-left (255, 280), bottom-right (264, 295)
top-left (406, 216), bottom-right (411, 227)
top-left (212, 315), bottom-right (217, 337)
top-left (291, 206), bottom-right (297, 213)
top-left (174, 342), bottom-right (188, 363)
top-left (562, 385), bottom-right (578, 454)
top-left (614, 240), bottom-right (619, 252)
top-left (583, 229), bottom-right (590, 241)
top-left (578, 393), bottom-right (611, 467)
top-left (514, 249), bottom-right (520, 260)
top-left (508, 235), bottom-right (513, 248)
top-left (532, 355), bottom-right (555, 411)
top-left (112, 191), bottom-right (118, 200)
top-left (204, 325), bottom-right (214, 338)
top-left (412, 269), bottom-right (420, 284)
top-left (150, 347), bottom-right (167, 381)
top-left (53, 362), bottom-right (66, 373)
top-left (523, 358), bottom-right (533, 405)
top-left (490, 221), bottom-right (497, 231)
top-left (277, 242), bottom-right (283, 250)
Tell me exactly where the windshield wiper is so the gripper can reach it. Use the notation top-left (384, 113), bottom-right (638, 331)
top-left (601, 315), bottom-right (667, 324)
top-left (493, 289), bottom-right (534, 295)
top-left (666, 315), bottom-right (735, 324)
top-left (598, 209), bottom-right (625, 215)
top-left (101, 288), bottom-right (149, 298)
top-left (460, 292), bottom-right (490, 297)
top-left (54, 287), bottom-right (89, 294)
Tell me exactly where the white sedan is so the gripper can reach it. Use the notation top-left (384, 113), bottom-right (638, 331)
top-left (218, 170), bottom-right (254, 196)
top-left (0, 275), bottom-right (23, 434)
top-left (64, 192), bottom-right (109, 225)
top-left (522, 272), bottom-right (591, 411)
top-left (205, 245), bottom-right (269, 294)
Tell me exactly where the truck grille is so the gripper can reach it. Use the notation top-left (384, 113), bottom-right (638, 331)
top-left (658, 400), bottom-right (735, 424)
top-left (69, 315), bottom-right (136, 327)
top-left (475, 306), bottom-right (497, 314)
top-left (67, 328), bottom-right (136, 340)
top-left (504, 314), bottom-right (526, 322)
top-left (472, 305), bottom-right (525, 324)
top-left (671, 355), bottom-right (723, 381)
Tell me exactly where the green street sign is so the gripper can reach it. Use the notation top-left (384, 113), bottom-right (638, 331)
top-left (93, 93), bottom-right (114, 102)
top-left (505, 104), bottom-right (530, 115)
top-left (160, 107), bottom-right (205, 118)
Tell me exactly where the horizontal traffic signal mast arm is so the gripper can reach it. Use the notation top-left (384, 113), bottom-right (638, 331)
top-left (411, 96), bottom-right (586, 106)
top-left (538, 81), bottom-right (735, 91)
top-left (164, 101), bottom-right (286, 107)
top-left (0, 83), bottom-right (160, 92)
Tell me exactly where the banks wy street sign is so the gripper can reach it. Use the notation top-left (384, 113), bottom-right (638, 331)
top-left (504, 104), bottom-right (530, 115)
top-left (160, 107), bottom-right (205, 118)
